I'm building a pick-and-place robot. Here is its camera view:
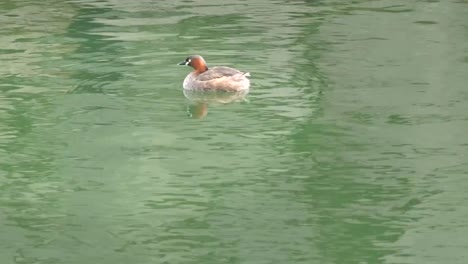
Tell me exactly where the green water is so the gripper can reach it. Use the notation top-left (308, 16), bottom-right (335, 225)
top-left (1, 0), bottom-right (468, 263)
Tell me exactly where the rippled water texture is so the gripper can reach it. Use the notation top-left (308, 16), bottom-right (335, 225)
top-left (1, 0), bottom-right (468, 263)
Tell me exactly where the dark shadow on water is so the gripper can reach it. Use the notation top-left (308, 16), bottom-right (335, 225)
top-left (63, 4), bottom-right (127, 94)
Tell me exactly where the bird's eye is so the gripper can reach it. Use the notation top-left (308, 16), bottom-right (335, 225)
top-left (187, 59), bottom-right (191, 64)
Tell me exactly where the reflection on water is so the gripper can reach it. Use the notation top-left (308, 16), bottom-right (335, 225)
top-left (184, 89), bottom-right (249, 119)
top-left (1, 0), bottom-right (468, 263)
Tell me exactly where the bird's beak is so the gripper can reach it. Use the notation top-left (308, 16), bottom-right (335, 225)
top-left (178, 61), bottom-right (187, 65)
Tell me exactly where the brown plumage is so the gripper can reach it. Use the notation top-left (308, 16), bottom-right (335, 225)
top-left (179, 55), bottom-right (250, 91)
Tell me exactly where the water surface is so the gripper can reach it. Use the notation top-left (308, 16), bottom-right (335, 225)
top-left (1, 0), bottom-right (468, 263)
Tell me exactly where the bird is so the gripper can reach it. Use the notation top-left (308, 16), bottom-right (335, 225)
top-left (178, 55), bottom-right (250, 91)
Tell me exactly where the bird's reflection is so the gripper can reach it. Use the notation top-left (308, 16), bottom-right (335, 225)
top-left (184, 89), bottom-right (249, 119)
